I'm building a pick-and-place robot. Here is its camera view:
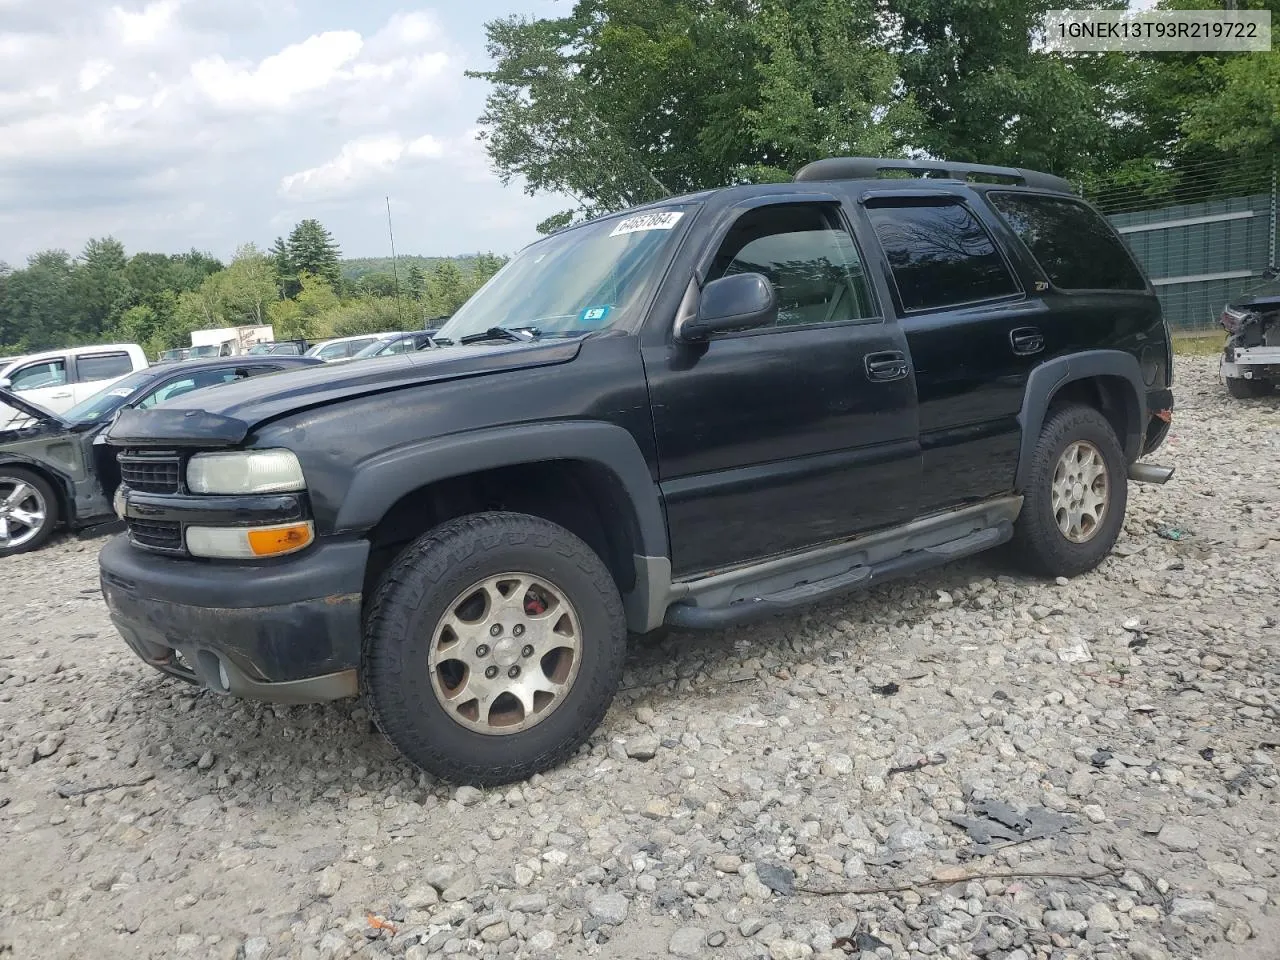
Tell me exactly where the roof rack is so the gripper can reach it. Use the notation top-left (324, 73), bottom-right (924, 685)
top-left (793, 157), bottom-right (1076, 194)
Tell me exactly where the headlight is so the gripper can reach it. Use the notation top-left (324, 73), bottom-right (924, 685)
top-left (187, 449), bottom-right (305, 494)
top-left (186, 521), bottom-right (315, 559)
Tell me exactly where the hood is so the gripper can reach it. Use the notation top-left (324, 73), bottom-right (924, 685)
top-left (0, 387), bottom-right (72, 431)
top-left (107, 336), bottom-right (585, 447)
top-left (1229, 292), bottom-right (1280, 311)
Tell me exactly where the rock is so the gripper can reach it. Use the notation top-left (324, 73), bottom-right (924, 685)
top-left (767, 940), bottom-right (811, 960)
top-left (317, 866), bottom-right (342, 898)
top-left (754, 863), bottom-right (795, 897)
top-left (480, 921), bottom-right (510, 943)
top-left (669, 927), bottom-right (708, 957)
top-left (626, 735), bottom-right (659, 760)
top-left (196, 750), bottom-right (215, 771)
top-left (740, 918), bottom-right (766, 937)
top-left (1066, 769), bottom-right (1093, 798)
top-left (176, 795), bottom-right (220, 827)
top-left (1043, 910), bottom-right (1087, 935)
top-left (1087, 902), bottom-right (1117, 933)
top-left (706, 930), bottom-right (726, 947)
top-left (1170, 898), bottom-right (1216, 920)
top-left (1208, 861), bottom-right (1252, 884)
top-left (642, 798), bottom-right (671, 819)
top-left (243, 937), bottom-right (270, 960)
top-left (424, 864), bottom-right (458, 890)
top-left (820, 755), bottom-right (853, 777)
top-left (510, 894), bottom-right (548, 913)
top-left (587, 892), bottom-right (628, 925)
top-left (635, 706), bottom-right (656, 725)
top-left (454, 785), bottom-right (483, 806)
top-left (527, 930), bottom-right (556, 954)
top-left (403, 885), bottom-right (439, 910)
top-left (442, 874), bottom-right (477, 902)
top-left (713, 855), bottom-right (742, 874)
top-left (1157, 824), bottom-right (1200, 852)
top-left (1226, 918), bottom-right (1252, 943)
top-left (36, 733), bottom-right (64, 758)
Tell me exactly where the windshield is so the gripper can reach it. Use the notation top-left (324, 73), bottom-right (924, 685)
top-left (62, 369), bottom-right (152, 424)
top-left (351, 336), bottom-right (409, 359)
top-left (189, 345), bottom-right (220, 358)
top-left (434, 206), bottom-right (693, 342)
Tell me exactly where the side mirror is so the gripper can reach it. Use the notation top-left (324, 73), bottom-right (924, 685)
top-left (0, 378), bottom-right (10, 390)
top-left (678, 273), bottom-right (778, 342)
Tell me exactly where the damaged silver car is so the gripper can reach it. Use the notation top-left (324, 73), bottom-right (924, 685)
top-left (1221, 267), bottom-right (1280, 399)
top-left (0, 355), bottom-right (322, 556)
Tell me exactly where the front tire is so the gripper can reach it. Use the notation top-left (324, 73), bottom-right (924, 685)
top-left (0, 467), bottom-right (59, 557)
top-left (1225, 376), bottom-right (1274, 399)
top-left (1010, 405), bottom-right (1128, 579)
top-left (363, 511), bottom-right (627, 786)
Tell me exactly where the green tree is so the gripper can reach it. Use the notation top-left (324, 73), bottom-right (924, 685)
top-left (269, 236), bottom-right (298, 299)
top-left (405, 264), bottom-right (428, 302)
top-left (286, 220), bottom-right (342, 288)
top-left (70, 236), bottom-right (133, 341)
top-left (1, 250), bottom-right (77, 351)
top-left (425, 260), bottom-right (470, 316)
top-left (268, 272), bottom-right (341, 340)
top-left (217, 244), bottom-right (279, 326)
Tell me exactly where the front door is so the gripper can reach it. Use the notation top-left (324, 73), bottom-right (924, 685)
top-left (642, 199), bottom-right (921, 580)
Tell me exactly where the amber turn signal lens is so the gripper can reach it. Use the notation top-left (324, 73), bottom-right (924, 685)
top-left (247, 523), bottom-right (314, 557)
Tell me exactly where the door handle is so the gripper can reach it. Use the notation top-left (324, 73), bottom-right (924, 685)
top-left (1010, 327), bottom-right (1044, 356)
top-left (865, 351), bottom-right (909, 382)
top-left (49, 391), bottom-right (72, 399)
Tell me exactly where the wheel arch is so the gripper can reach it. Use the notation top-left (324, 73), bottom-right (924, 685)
top-left (0, 454), bottom-right (72, 524)
top-left (1014, 350), bottom-right (1146, 493)
top-left (336, 421), bottom-right (671, 634)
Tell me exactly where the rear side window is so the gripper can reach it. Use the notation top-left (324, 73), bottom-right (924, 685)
top-left (8, 358), bottom-right (66, 391)
top-left (988, 193), bottom-right (1147, 291)
top-left (77, 352), bottom-right (134, 381)
top-left (866, 201), bottom-right (1020, 312)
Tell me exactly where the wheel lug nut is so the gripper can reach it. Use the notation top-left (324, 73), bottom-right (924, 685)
top-left (489, 624), bottom-right (502, 637)
top-left (508, 666), bottom-right (520, 679)
top-left (485, 666), bottom-right (499, 679)
top-left (476, 644), bottom-right (489, 657)
top-left (522, 645), bottom-right (534, 658)
top-left (513, 624), bottom-right (525, 637)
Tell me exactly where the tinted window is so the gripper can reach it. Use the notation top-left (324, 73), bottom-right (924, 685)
top-left (867, 202), bottom-right (1020, 311)
top-left (989, 193), bottom-right (1147, 291)
top-left (77, 351), bottom-right (134, 382)
top-left (708, 205), bottom-right (878, 327)
top-left (316, 342), bottom-right (349, 360)
top-left (136, 368), bottom-right (248, 409)
top-left (9, 359), bottom-right (67, 391)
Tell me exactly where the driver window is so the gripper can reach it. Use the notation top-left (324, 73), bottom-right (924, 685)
top-left (707, 205), bottom-right (879, 328)
top-left (136, 369), bottom-right (245, 409)
top-left (10, 359), bottom-right (67, 391)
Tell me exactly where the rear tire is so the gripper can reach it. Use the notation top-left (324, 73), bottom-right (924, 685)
top-left (363, 511), bottom-right (627, 786)
top-left (1225, 376), bottom-right (1274, 399)
top-left (0, 467), bottom-right (59, 557)
top-left (1010, 405), bottom-right (1128, 579)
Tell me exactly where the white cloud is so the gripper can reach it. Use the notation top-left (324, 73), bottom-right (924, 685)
top-left (191, 30), bottom-right (364, 110)
top-left (112, 0), bottom-right (179, 46)
top-left (280, 132), bottom-right (447, 200)
top-left (77, 59), bottom-right (114, 92)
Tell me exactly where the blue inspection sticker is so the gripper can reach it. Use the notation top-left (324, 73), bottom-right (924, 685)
top-left (579, 305), bottom-right (612, 325)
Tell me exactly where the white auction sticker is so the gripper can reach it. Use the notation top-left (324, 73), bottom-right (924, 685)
top-left (609, 211), bottom-right (684, 237)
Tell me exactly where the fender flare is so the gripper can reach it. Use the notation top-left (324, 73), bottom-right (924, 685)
top-left (0, 453), bottom-right (75, 519)
top-left (334, 420), bottom-right (670, 560)
top-left (1014, 350), bottom-right (1147, 492)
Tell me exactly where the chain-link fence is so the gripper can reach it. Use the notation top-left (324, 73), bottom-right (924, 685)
top-left (1083, 155), bottom-right (1277, 337)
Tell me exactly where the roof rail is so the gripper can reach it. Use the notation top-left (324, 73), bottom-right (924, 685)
top-left (793, 157), bottom-right (1076, 194)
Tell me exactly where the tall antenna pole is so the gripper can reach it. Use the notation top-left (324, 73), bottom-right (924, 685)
top-left (386, 195), bottom-right (405, 328)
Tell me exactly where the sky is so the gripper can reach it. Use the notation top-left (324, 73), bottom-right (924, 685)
top-left (0, 0), bottom-right (576, 266)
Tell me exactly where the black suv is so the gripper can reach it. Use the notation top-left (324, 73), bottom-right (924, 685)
top-left (98, 157), bottom-right (1175, 785)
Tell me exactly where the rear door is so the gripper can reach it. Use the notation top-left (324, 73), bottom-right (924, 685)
top-left (70, 350), bottom-right (138, 404)
top-left (863, 193), bottom-right (1047, 514)
top-left (642, 196), bottom-right (921, 579)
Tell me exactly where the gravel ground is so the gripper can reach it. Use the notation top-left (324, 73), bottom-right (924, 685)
top-left (1, 356), bottom-right (1278, 960)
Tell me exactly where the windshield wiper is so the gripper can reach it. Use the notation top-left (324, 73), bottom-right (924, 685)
top-left (459, 326), bottom-right (540, 345)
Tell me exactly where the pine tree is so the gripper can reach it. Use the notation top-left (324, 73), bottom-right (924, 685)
top-left (269, 236), bottom-right (298, 299)
top-left (285, 220), bottom-right (342, 289)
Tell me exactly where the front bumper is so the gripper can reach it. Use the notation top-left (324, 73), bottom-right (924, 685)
top-left (99, 534), bottom-right (369, 704)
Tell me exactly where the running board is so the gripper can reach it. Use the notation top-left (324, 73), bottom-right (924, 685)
top-left (663, 502), bottom-right (1018, 631)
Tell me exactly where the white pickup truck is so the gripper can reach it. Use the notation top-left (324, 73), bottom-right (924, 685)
top-left (0, 344), bottom-right (148, 428)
